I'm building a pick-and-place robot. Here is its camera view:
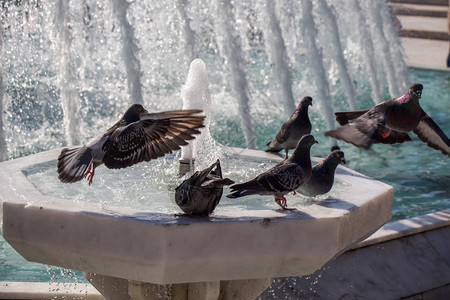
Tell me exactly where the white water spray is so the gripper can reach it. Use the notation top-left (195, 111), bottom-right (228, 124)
top-left (300, 0), bottom-right (337, 148)
top-left (55, 0), bottom-right (82, 146)
top-left (0, 24), bottom-right (6, 161)
top-left (261, 0), bottom-right (296, 116)
top-left (379, 2), bottom-right (409, 92)
top-left (177, 0), bottom-right (197, 63)
top-left (110, 0), bottom-right (143, 105)
top-left (180, 59), bottom-right (222, 174)
top-left (364, 0), bottom-right (401, 98)
top-left (317, 0), bottom-right (358, 110)
top-left (349, 0), bottom-right (383, 104)
top-left (213, 0), bottom-right (256, 149)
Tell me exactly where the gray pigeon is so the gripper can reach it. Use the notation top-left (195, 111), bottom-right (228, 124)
top-left (266, 96), bottom-right (313, 159)
top-left (297, 150), bottom-right (346, 197)
top-left (57, 104), bottom-right (205, 185)
top-left (325, 83), bottom-right (450, 157)
top-left (227, 134), bottom-right (318, 210)
top-left (175, 159), bottom-right (234, 216)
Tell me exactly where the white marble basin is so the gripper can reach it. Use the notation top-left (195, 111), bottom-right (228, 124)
top-left (0, 147), bottom-right (393, 284)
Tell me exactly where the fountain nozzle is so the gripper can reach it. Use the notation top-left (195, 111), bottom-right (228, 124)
top-left (178, 158), bottom-right (195, 177)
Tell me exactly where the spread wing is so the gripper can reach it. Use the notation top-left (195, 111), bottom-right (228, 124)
top-left (413, 110), bottom-right (450, 157)
top-left (102, 110), bottom-right (205, 169)
top-left (325, 101), bottom-right (394, 149)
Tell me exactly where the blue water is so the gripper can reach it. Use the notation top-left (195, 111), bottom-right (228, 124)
top-left (0, 68), bottom-right (449, 283)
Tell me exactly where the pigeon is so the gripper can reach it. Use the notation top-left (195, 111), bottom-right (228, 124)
top-left (297, 150), bottom-right (346, 197)
top-left (57, 104), bottom-right (205, 184)
top-left (325, 83), bottom-right (450, 157)
top-left (266, 96), bottom-right (313, 159)
top-left (175, 159), bottom-right (234, 216)
top-left (227, 134), bottom-right (318, 210)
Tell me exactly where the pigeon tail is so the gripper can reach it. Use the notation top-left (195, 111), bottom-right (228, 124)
top-left (334, 110), bottom-right (368, 125)
top-left (227, 180), bottom-right (261, 198)
top-left (57, 146), bottom-right (93, 183)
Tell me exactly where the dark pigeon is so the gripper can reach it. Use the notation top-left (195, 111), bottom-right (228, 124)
top-left (325, 83), bottom-right (450, 157)
top-left (175, 159), bottom-right (234, 216)
top-left (57, 104), bottom-right (205, 185)
top-left (297, 150), bottom-right (346, 197)
top-left (266, 96), bottom-right (313, 159)
top-left (227, 134), bottom-right (318, 210)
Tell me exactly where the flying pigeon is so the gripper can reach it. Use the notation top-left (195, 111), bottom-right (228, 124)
top-left (325, 83), bottom-right (450, 157)
top-left (175, 159), bottom-right (234, 216)
top-left (57, 104), bottom-right (205, 184)
top-left (297, 150), bottom-right (346, 197)
top-left (227, 134), bottom-right (317, 210)
top-left (266, 96), bottom-right (313, 159)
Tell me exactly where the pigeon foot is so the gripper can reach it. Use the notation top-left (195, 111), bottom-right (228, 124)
top-left (381, 128), bottom-right (391, 139)
top-left (84, 163), bottom-right (95, 185)
top-left (276, 197), bottom-right (295, 211)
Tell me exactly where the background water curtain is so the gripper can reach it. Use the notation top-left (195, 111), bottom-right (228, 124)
top-left (0, 0), bottom-right (410, 157)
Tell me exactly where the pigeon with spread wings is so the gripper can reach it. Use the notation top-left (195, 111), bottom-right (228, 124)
top-left (57, 104), bottom-right (205, 184)
top-left (325, 83), bottom-right (449, 157)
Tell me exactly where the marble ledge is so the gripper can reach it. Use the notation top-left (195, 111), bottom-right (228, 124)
top-left (353, 209), bottom-right (450, 249)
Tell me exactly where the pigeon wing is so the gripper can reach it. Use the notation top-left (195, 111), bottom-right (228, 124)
top-left (325, 101), bottom-right (393, 149)
top-left (413, 110), bottom-right (450, 157)
top-left (102, 111), bottom-right (204, 169)
top-left (256, 162), bottom-right (303, 193)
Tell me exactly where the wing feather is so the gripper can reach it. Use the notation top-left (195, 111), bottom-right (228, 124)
top-left (102, 111), bottom-right (205, 169)
top-left (413, 111), bottom-right (450, 157)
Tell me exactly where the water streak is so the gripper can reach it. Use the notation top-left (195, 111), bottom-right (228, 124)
top-left (300, 0), bottom-right (337, 148)
top-left (213, 0), bottom-right (256, 149)
top-left (0, 23), bottom-right (6, 161)
top-left (261, 0), bottom-right (296, 116)
top-left (317, 0), bottom-right (358, 110)
top-left (177, 0), bottom-right (197, 63)
top-left (110, 0), bottom-right (144, 105)
top-left (55, 0), bottom-right (82, 146)
top-left (349, 0), bottom-right (383, 104)
top-left (380, 2), bottom-right (409, 92)
top-left (364, 0), bottom-right (401, 98)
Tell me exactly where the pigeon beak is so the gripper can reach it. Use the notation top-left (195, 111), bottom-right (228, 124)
top-left (341, 158), bottom-right (346, 164)
top-left (416, 90), bottom-right (422, 98)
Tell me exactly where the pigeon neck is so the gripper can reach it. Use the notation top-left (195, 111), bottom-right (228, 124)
top-left (322, 156), bottom-right (340, 171)
top-left (397, 93), bottom-right (410, 104)
top-left (291, 104), bottom-right (309, 121)
top-left (289, 146), bottom-right (312, 168)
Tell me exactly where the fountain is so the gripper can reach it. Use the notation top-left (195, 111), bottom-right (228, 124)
top-left (0, 0), bottom-right (448, 298)
top-left (0, 58), bottom-right (394, 298)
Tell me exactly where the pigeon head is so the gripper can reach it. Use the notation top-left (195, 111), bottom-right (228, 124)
top-left (299, 96), bottom-right (313, 108)
top-left (330, 150), bottom-right (346, 165)
top-left (290, 134), bottom-right (318, 161)
top-left (121, 104), bottom-right (148, 124)
top-left (409, 83), bottom-right (423, 99)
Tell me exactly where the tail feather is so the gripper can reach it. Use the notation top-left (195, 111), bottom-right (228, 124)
top-left (335, 110), bottom-right (368, 125)
top-left (265, 141), bottom-right (282, 153)
top-left (227, 180), bottom-right (261, 198)
top-left (227, 189), bottom-right (257, 198)
top-left (57, 146), bottom-right (93, 183)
